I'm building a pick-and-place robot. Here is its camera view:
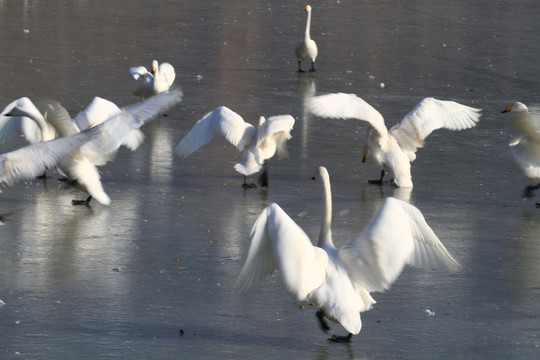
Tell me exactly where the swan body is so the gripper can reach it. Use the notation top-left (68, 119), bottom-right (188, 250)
top-left (174, 106), bottom-right (295, 187)
top-left (4, 89), bottom-right (183, 204)
top-left (501, 102), bottom-right (540, 197)
top-left (238, 166), bottom-right (460, 341)
top-left (295, 5), bottom-right (318, 72)
top-left (129, 60), bottom-right (176, 99)
top-left (307, 94), bottom-right (482, 187)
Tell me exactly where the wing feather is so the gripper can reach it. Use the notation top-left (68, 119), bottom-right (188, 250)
top-left (338, 197), bottom-right (460, 293)
top-left (306, 93), bottom-right (388, 138)
top-left (391, 98), bottom-right (481, 155)
top-left (237, 203), bottom-right (328, 301)
top-left (174, 106), bottom-right (255, 157)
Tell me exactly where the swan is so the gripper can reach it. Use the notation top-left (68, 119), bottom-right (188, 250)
top-left (237, 166), bottom-right (461, 342)
top-left (129, 60), bottom-right (176, 99)
top-left (501, 102), bottom-right (540, 198)
top-left (306, 93), bottom-right (482, 187)
top-left (0, 104), bottom-right (144, 192)
top-left (295, 5), bottom-right (318, 73)
top-left (5, 89), bottom-right (183, 205)
top-left (174, 106), bottom-right (295, 188)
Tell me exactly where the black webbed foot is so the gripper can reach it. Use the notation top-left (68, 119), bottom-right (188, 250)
top-left (328, 333), bottom-right (353, 343)
top-left (72, 196), bottom-right (92, 206)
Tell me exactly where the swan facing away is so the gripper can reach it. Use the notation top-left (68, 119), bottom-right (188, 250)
top-left (501, 102), bottom-right (540, 199)
top-left (237, 166), bottom-right (460, 342)
top-left (2, 89), bottom-right (183, 205)
top-left (175, 106), bottom-right (295, 188)
top-left (129, 60), bottom-right (176, 99)
top-left (306, 94), bottom-right (482, 187)
top-left (295, 5), bottom-right (318, 73)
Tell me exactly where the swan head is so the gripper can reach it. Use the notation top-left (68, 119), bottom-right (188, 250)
top-left (305, 5), bottom-right (312, 12)
top-left (258, 116), bottom-right (266, 128)
top-left (502, 102), bottom-right (528, 113)
top-left (151, 60), bottom-right (159, 74)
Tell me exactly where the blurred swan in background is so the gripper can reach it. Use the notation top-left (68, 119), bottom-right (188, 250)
top-left (129, 60), bottom-right (176, 99)
top-left (295, 5), bottom-right (318, 72)
top-left (175, 106), bottom-right (295, 188)
top-left (3, 89), bottom-right (183, 205)
top-left (502, 102), bottom-right (540, 200)
top-left (307, 94), bottom-right (482, 187)
top-left (238, 166), bottom-right (460, 342)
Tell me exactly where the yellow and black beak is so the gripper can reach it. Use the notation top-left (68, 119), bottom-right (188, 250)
top-left (502, 104), bottom-right (513, 113)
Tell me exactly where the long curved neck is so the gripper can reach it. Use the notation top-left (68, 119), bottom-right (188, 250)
top-left (317, 168), bottom-right (334, 249)
top-left (305, 9), bottom-right (312, 39)
top-left (7, 100), bottom-right (48, 138)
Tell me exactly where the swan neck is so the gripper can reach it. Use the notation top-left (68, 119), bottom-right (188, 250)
top-left (317, 171), bottom-right (334, 248)
top-left (305, 9), bottom-right (312, 38)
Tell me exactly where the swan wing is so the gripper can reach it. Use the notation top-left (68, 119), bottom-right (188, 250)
top-left (391, 98), bottom-right (481, 155)
top-left (238, 203), bottom-right (328, 301)
top-left (257, 115), bottom-right (295, 158)
top-left (1, 97), bottom-right (52, 143)
top-left (82, 88), bottom-right (183, 159)
top-left (174, 106), bottom-right (256, 157)
top-left (338, 197), bottom-right (460, 293)
top-left (0, 125), bottom-right (101, 186)
top-left (74, 97), bottom-right (122, 130)
top-left (129, 66), bottom-right (150, 80)
top-left (158, 62), bottom-right (176, 87)
top-left (306, 93), bottom-right (388, 137)
top-left (42, 102), bottom-right (79, 137)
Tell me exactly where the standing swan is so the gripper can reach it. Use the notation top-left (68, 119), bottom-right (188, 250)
top-left (295, 5), bottom-right (318, 72)
top-left (129, 60), bottom-right (176, 99)
top-left (307, 94), bottom-right (482, 187)
top-left (175, 106), bottom-right (295, 188)
top-left (238, 166), bottom-right (460, 342)
top-left (501, 102), bottom-right (540, 199)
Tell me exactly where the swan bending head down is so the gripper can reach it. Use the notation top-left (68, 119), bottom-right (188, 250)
top-left (174, 106), bottom-right (294, 188)
top-left (307, 94), bottom-right (482, 187)
top-left (237, 166), bottom-right (460, 342)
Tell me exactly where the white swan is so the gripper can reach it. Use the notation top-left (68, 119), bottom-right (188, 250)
top-left (5, 89), bottom-right (183, 205)
top-left (238, 166), bottom-right (460, 342)
top-left (295, 5), bottom-right (318, 72)
top-left (174, 106), bottom-right (295, 188)
top-left (501, 102), bottom-right (540, 198)
top-left (129, 60), bottom-right (176, 99)
top-left (0, 104), bottom-right (145, 192)
top-left (306, 94), bottom-right (482, 187)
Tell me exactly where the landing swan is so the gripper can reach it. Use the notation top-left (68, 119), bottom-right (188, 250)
top-left (238, 166), bottom-right (460, 342)
top-left (174, 106), bottom-right (295, 188)
top-left (4, 89), bottom-right (183, 205)
top-left (295, 5), bottom-right (318, 72)
top-left (130, 60), bottom-right (176, 99)
top-left (501, 102), bottom-right (540, 198)
top-left (307, 94), bottom-right (482, 187)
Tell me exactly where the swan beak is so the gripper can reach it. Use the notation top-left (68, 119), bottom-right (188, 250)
top-left (151, 65), bottom-right (157, 74)
top-left (502, 105), bottom-right (513, 113)
top-left (362, 154), bottom-right (368, 163)
top-left (305, 5), bottom-right (311, 11)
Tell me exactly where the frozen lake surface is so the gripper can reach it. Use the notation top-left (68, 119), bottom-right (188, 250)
top-left (0, 1), bottom-right (539, 359)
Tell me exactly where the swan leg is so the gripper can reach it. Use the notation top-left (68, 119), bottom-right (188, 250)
top-left (328, 333), bottom-right (353, 343)
top-left (316, 309), bottom-right (330, 333)
top-left (36, 171), bottom-right (50, 179)
top-left (368, 170), bottom-right (386, 185)
top-left (242, 176), bottom-right (257, 189)
top-left (72, 195), bottom-right (93, 206)
top-left (523, 183), bottom-right (540, 197)
top-left (297, 60), bottom-right (305, 73)
top-left (258, 162), bottom-right (269, 188)
top-left (309, 60), bottom-right (316, 72)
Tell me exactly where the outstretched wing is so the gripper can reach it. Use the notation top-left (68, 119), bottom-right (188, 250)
top-left (0, 125), bottom-right (101, 186)
top-left (257, 115), bottom-right (295, 158)
top-left (129, 66), bottom-right (149, 80)
top-left (391, 98), bottom-right (481, 157)
top-left (159, 62), bottom-right (176, 88)
top-left (306, 93), bottom-right (388, 138)
top-left (237, 203), bottom-right (328, 301)
top-left (338, 197), bottom-right (460, 293)
top-left (174, 106), bottom-right (256, 157)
